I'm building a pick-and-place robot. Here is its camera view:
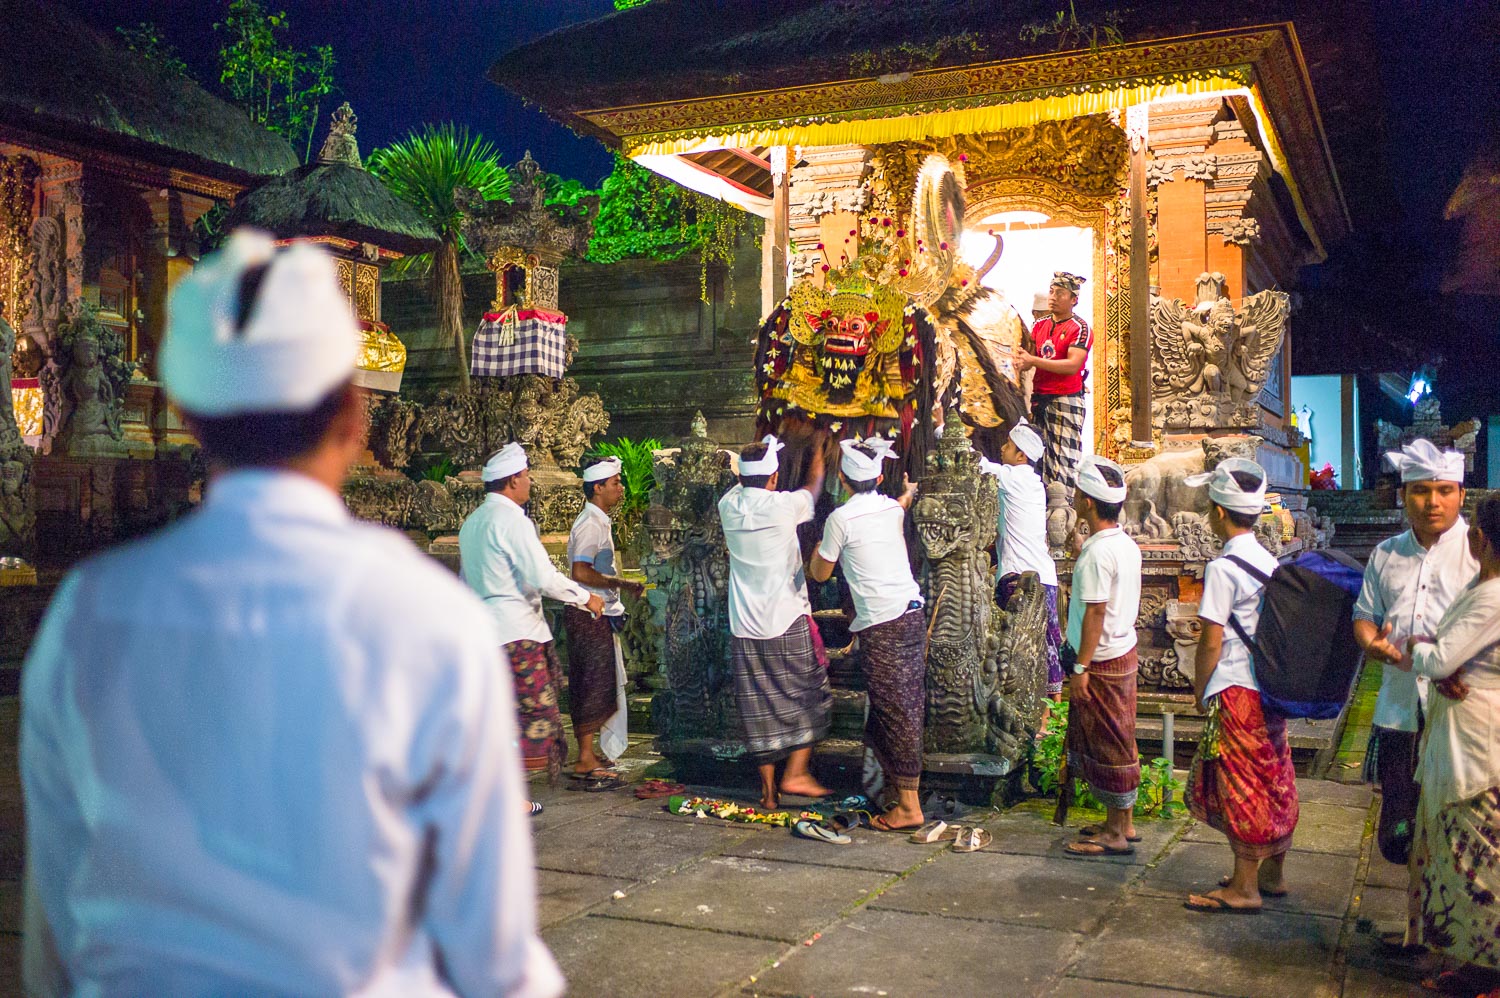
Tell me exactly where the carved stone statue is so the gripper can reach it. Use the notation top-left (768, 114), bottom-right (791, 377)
top-left (1375, 396), bottom-right (1481, 477)
top-left (1122, 436), bottom-right (1263, 551)
top-left (1151, 274), bottom-right (1290, 429)
top-left (58, 314), bottom-right (126, 455)
top-left (914, 412), bottom-right (1045, 766)
top-left (1044, 481), bottom-right (1077, 558)
top-left (645, 416), bottom-right (737, 750)
top-left (0, 304), bottom-right (35, 557)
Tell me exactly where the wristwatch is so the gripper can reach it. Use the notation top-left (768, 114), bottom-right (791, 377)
top-left (1072, 662), bottom-right (1089, 675)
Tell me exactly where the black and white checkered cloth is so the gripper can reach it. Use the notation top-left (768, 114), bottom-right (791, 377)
top-left (1032, 393), bottom-right (1088, 502)
top-left (470, 309), bottom-right (569, 378)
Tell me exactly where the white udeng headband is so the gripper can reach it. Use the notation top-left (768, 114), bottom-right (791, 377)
top-left (1076, 455), bottom-right (1128, 503)
top-left (739, 435), bottom-right (784, 476)
top-left (1008, 421), bottom-right (1043, 463)
top-left (482, 442), bottom-right (528, 481)
top-left (839, 437), bottom-right (895, 482)
top-left (582, 457), bottom-right (622, 483)
top-left (1184, 457), bottom-right (1267, 515)
top-left (1384, 438), bottom-right (1465, 484)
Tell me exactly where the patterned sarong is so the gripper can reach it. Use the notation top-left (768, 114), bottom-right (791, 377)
top-left (858, 608), bottom-right (926, 791)
top-left (1031, 392), bottom-right (1087, 501)
top-left (1407, 787), bottom-right (1500, 968)
top-left (1068, 648), bottom-right (1140, 809)
top-left (997, 576), bottom-right (1064, 695)
top-left (505, 639), bottom-right (565, 783)
top-left (1187, 686), bottom-right (1300, 860)
top-left (731, 616), bottom-right (832, 764)
top-left (564, 607), bottom-right (619, 737)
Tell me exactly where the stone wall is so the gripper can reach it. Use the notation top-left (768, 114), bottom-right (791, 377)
top-left (382, 242), bottom-right (763, 444)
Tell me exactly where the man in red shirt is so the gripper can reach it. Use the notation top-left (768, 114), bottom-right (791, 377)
top-left (1017, 271), bottom-right (1093, 500)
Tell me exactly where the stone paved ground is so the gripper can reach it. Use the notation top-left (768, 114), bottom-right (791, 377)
top-left (528, 746), bottom-right (1442, 998)
top-left (0, 701), bottom-right (1451, 997)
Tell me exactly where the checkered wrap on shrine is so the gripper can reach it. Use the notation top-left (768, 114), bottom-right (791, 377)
top-left (470, 307), bottom-right (569, 378)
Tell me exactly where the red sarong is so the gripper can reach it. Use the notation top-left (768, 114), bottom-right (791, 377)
top-left (1188, 685), bottom-right (1300, 860)
top-left (505, 638), bottom-right (565, 784)
top-left (1068, 649), bottom-right (1141, 806)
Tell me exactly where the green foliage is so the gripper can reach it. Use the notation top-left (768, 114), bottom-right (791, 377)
top-left (847, 33), bottom-right (984, 76)
top-left (420, 456), bottom-right (456, 482)
top-left (367, 123), bottom-right (511, 252)
top-left (117, 22), bottom-right (193, 81)
top-left (214, 0), bottom-right (338, 161)
top-left (1031, 701), bottom-right (1186, 818)
top-left (563, 155), bottom-right (754, 304)
top-left (1020, 2), bottom-right (1125, 51)
top-left (613, 0), bottom-right (653, 8)
top-left (192, 201), bottom-right (231, 254)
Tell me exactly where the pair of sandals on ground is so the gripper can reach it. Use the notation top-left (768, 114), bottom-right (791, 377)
top-left (566, 758), bottom-right (627, 792)
top-left (795, 792), bottom-right (991, 851)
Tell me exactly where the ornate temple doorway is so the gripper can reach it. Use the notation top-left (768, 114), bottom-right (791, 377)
top-left (961, 183), bottom-right (1111, 460)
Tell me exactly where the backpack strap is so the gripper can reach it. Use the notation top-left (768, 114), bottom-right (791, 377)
top-left (1223, 554), bottom-right (1273, 585)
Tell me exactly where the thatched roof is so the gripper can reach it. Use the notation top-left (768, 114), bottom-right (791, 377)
top-left (222, 162), bottom-right (441, 255)
top-left (222, 104), bottom-right (441, 255)
top-left (0, 0), bottom-right (297, 181)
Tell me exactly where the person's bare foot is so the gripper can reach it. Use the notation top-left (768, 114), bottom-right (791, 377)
top-left (779, 775), bottom-right (831, 799)
top-left (758, 793), bottom-right (780, 811)
top-left (875, 803), bottom-right (924, 829)
top-left (1186, 888), bottom-right (1261, 912)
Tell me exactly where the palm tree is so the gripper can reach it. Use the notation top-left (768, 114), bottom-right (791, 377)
top-left (368, 124), bottom-right (511, 390)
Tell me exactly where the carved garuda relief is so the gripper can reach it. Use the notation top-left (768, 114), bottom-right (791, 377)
top-left (1151, 273), bottom-right (1289, 430)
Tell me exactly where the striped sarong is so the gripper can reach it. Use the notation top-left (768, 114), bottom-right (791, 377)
top-left (505, 638), bottom-right (565, 784)
top-left (858, 608), bottom-right (927, 792)
top-left (1187, 685), bottom-right (1300, 860)
top-left (731, 616), bottom-right (832, 763)
top-left (564, 607), bottom-right (619, 737)
top-left (1067, 648), bottom-right (1140, 809)
top-left (1032, 392), bottom-right (1087, 502)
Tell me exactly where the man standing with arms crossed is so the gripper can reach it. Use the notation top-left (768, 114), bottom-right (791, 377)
top-left (460, 443), bottom-right (605, 793)
top-left (565, 456), bottom-right (645, 780)
top-left (23, 231), bottom-right (562, 995)
top-left (1062, 455), bottom-right (1144, 859)
top-left (1353, 439), bottom-right (1474, 950)
top-left (721, 435), bottom-right (833, 811)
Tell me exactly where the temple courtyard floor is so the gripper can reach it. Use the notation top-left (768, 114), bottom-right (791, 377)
top-left (0, 702), bottom-right (1450, 997)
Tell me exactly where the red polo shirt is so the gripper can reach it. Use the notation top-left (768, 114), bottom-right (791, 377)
top-left (1030, 314), bottom-right (1092, 396)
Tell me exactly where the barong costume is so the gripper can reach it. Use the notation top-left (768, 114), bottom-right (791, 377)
top-left (982, 422), bottom-right (1062, 693)
top-left (720, 437), bottom-right (831, 763)
top-left (1066, 457), bottom-right (1142, 810)
top-left (1029, 272), bottom-right (1092, 501)
top-left (1403, 577), bottom-right (1500, 965)
top-left (459, 446), bottom-right (596, 780)
top-left (1355, 440), bottom-right (1475, 863)
top-left (1186, 505), bottom-right (1299, 861)
top-left (565, 467), bottom-right (629, 762)
top-left (818, 439), bottom-right (926, 790)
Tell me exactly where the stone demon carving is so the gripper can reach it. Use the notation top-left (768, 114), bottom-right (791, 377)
top-left (914, 414), bottom-right (1046, 765)
top-left (416, 375), bottom-right (608, 473)
top-left (1151, 273), bottom-right (1290, 429)
top-left (0, 305), bottom-right (35, 557)
top-left (645, 417), bottom-right (737, 750)
top-left (52, 304), bottom-right (127, 455)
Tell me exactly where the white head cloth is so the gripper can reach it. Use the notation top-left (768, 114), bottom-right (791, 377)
top-left (1184, 457), bottom-right (1268, 515)
top-left (483, 442), bottom-right (528, 481)
top-left (1031, 291), bottom-right (1050, 312)
top-left (1008, 421), bottom-right (1044, 462)
top-left (1384, 438), bottom-right (1465, 484)
top-left (1076, 455), bottom-right (1128, 504)
top-left (582, 456), bottom-right (622, 484)
top-left (839, 436), bottom-right (896, 482)
top-left (161, 229), bottom-right (359, 416)
top-left (740, 435), bottom-right (784, 476)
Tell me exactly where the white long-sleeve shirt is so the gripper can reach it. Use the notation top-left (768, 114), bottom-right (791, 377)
top-left (992, 462), bottom-right (1058, 586)
top-left (459, 492), bottom-right (592, 645)
top-left (21, 469), bottom-right (563, 998)
top-left (1410, 576), bottom-right (1500, 811)
top-left (1353, 519), bottom-right (1477, 731)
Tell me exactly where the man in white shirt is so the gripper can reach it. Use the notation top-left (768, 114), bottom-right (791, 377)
top-left (1351, 438), bottom-right (1474, 947)
top-left (564, 457), bottom-right (644, 782)
top-left (1182, 459), bottom-right (1300, 914)
top-left (808, 438), bottom-right (924, 829)
top-left (982, 421), bottom-right (1064, 728)
top-left (1062, 456), bottom-right (1144, 859)
top-left (459, 443), bottom-right (604, 789)
top-left (22, 231), bottom-right (563, 997)
top-left (720, 434), bottom-right (832, 810)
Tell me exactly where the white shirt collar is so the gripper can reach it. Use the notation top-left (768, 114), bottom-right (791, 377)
top-left (485, 492), bottom-right (523, 513)
top-left (205, 468), bottom-right (348, 524)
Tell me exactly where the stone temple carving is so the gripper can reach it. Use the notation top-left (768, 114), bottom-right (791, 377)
top-left (0, 306), bottom-right (35, 557)
top-left (913, 411), bottom-right (1046, 766)
top-left (1151, 273), bottom-right (1290, 429)
top-left (645, 416), bottom-right (737, 752)
top-left (53, 305), bottom-right (128, 456)
top-left (1375, 396), bottom-right (1480, 477)
top-left (1044, 481), bottom-right (1078, 558)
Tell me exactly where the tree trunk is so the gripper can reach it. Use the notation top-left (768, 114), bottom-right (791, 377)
top-left (435, 234), bottom-right (469, 391)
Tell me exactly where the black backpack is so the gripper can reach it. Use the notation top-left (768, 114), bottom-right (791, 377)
top-left (1223, 549), bottom-right (1366, 719)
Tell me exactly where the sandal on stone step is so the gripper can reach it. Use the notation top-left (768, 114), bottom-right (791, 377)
top-left (952, 827), bottom-right (992, 852)
top-left (910, 820), bottom-right (958, 843)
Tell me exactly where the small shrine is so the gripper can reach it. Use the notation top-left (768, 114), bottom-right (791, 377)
top-left (221, 102), bottom-right (441, 395)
